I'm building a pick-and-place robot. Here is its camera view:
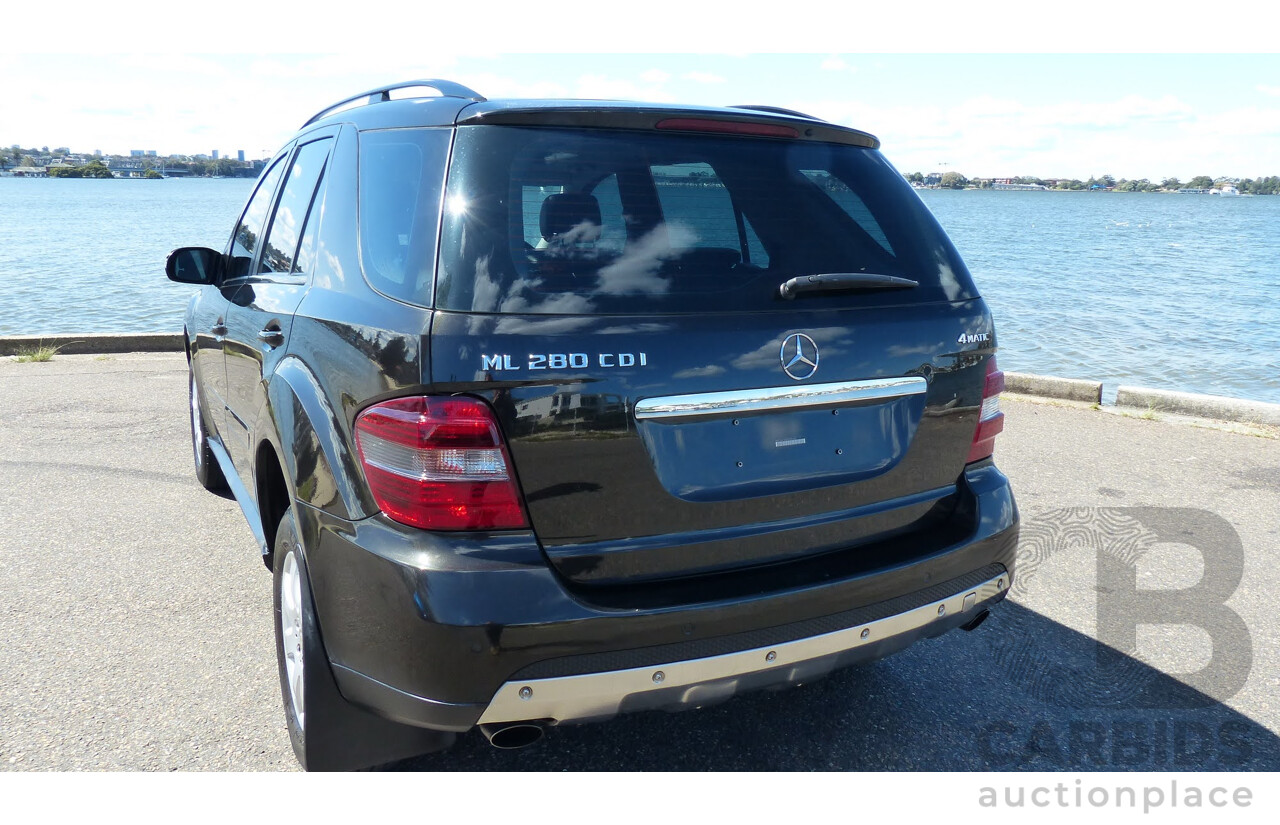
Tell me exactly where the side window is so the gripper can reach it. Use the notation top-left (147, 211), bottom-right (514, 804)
top-left (292, 171), bottom-right (327, 279)
top-left (259, 138), bottom-right (332, 277)
top-left (800, 169), bottom-right (894, 253)
top-left (229, 155), bottom-right (288, 279)
top-left (588, 175), bottom-right (627, 253)
top-left (522, 185), bottom-right (564, 247)
top-left (651, 162), bottom-right (769, 266)
top-left (520, 177), bottom-right (626, 252)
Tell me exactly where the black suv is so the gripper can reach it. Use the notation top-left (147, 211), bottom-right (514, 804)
top-left (166, 79), bottom-right (1018, 771)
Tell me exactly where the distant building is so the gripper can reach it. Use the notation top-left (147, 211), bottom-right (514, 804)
top-left (212, 150), bottom-right (220, 160)
top-left (130, 150), bottom-right (145, 157)
top-left (94, 149), bottom-right (102, 157)
top-left (237, 150), bottom-right (245, 162)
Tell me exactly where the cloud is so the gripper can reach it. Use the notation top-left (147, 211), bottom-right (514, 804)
top-left (121, 54), bottom-right (229, 77)
top-left (789, 92), bottom-right (1220, 179)
top-left (821, 57), bottom-right (854, 72)
top-left (575, 74), bottom-right (676, 102)
top-left (683, 71), bottom-right (726, 84)
top-left (641, 69), bottom-right (671, 83)
top-left (1256, 84), bottom-right (1280, 97)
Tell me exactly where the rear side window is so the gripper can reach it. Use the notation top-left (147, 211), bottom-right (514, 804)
top-left (436, 125), bottom-right (978, 314)
top-left (228, 155), bottom-right (287, 279)
top-left (358, 128), bottom-right (451, 306)
top-left (652, 163), bottom-right (769, 266)
top-left (260, 137), bottom-right (332, 277)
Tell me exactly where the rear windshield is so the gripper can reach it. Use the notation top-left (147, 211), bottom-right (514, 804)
top-left (435, 125), bottom-right (977, 314)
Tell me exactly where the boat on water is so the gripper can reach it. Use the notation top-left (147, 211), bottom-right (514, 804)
top-left (1214, 185), bottom-right (1241, 197)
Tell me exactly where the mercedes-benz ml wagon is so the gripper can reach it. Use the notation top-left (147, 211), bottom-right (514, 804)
top-left (166, 79), bottom-right (1019, 770)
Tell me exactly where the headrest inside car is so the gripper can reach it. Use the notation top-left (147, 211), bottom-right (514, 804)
top-left (540, 193), bottom-right (602, 242)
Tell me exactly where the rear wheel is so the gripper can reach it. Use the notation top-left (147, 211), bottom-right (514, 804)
top-left (273, 507), bottom-right (311, 763)
top-left (188, 368), bottom-right (228, 493)
top-left (271, 505), bottom-right (456, 770)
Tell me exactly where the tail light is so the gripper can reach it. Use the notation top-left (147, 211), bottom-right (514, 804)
top-left (354, 396), bottom-right (528, 531)
top-left (967, 357), bottom-right (1005, 463)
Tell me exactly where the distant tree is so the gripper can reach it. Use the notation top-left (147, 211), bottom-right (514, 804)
top-left (940, 171), bottom-right (969, 189)
top-left (83, 161), bottom-right (114, 179)
top-left (1161, 177), bottom-right (1181, 190)
top-left (1187, 175), bottom-right (1214, 189)
top-left (905, 171), bottom-right (924, 183)
top-left (143, 169), bottom-right (163, 179)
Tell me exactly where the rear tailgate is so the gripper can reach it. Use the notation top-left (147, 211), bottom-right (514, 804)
top-left (429, 300), bottom-right (994, 584)
top-left (428, 117), bottom-right (995, 584)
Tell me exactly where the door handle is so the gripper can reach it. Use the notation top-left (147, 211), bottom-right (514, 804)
top-left (258, 328), bottom-right (285, 346)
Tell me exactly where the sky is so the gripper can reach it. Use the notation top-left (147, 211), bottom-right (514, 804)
top-left (4, 5), bottom-right (1277, 182)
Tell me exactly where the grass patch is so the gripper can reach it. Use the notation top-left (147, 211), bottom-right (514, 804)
top-left (14, 343), bottom-right (63, 363)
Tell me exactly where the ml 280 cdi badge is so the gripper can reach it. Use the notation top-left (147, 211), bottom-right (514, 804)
top-left (166, 79), bottom-right (1018, 770)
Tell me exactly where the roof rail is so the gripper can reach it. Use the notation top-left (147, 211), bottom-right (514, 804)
top-left (302, 79), bottom-right (486, 128)
top-left (730, 104), bottom-right (824, 121)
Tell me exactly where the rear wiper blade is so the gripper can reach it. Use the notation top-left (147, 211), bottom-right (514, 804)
top-left (778, 272), bottom-right (919, 299)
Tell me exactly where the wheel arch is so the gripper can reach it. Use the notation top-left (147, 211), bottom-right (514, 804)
top-left (260, 355), bottom-right (375, 534)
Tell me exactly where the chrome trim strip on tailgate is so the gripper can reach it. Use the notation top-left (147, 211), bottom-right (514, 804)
top-left (477, 572), bottom-right (1007, 726)
top-left (633, 377), bottom-right (927, 422)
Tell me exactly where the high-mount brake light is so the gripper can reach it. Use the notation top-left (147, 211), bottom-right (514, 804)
top-left (655, 118), bottom-right (800, 138)
top-left (967, 357), bottom-right (1005, 463)
top-left (354, 396), bottom-right (528, 531)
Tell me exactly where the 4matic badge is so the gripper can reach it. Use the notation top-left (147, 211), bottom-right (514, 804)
top-left (958, 331), bottom-right (991, 345)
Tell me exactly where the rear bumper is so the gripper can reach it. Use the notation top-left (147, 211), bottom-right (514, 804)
top-left (298, 461), bottom-right (1018, 732)
top-left (477, 571), bottom-right (1007, 726)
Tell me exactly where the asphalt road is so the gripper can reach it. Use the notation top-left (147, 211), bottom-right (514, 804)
top-left (1, 353), bottom-right (1277, 771)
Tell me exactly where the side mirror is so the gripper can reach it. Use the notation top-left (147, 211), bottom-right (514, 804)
top-left (166, 247), bottom-right (222, 285)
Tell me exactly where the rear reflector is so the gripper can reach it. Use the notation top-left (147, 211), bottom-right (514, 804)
top-left (354, 396), bottom-right (528, 531)
top-left (655, 118), bottom-right (800, 138)
top-left (967, 357), bottom-right (1005, 463)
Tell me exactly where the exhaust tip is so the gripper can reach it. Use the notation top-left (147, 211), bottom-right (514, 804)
top-left (960, 608), bottom-right (991, 632)
top-left (480, 722), bottom-right (545, 750)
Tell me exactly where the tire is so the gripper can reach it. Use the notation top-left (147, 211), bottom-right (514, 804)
top-left (273, 509), bottom-right (309, 762)
top-left (272, 505), bottom-right (454, 770)
top-left (188, 367), bottom-right (228, 494)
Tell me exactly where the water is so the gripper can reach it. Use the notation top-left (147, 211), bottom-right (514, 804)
top-left (917, 189), bottom-right (1280, 404)
top-left (1, 179), bottom-right (1277, 404)
top-left (0, 177), bottom-right (254, 335)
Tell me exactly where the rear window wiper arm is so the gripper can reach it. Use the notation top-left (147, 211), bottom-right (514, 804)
top-left (778, 272), bottom-right (919, 299)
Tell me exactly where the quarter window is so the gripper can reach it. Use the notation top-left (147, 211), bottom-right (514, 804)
top-left (358, 128), bottom-right (451, 306)
top-left (800, 169), bottom-right (893, 253)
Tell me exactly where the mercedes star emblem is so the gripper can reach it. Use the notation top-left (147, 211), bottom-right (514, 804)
top-left (780, 333), bottom-right (819, 380)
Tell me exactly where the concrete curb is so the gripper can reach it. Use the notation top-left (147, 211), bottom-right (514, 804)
top-left (1004, 371), bottom-right (1102, 404)
top-left (0, 333), bottom-right (183, 356)
top-left (1115, 386), bottom-right (1280, 428)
